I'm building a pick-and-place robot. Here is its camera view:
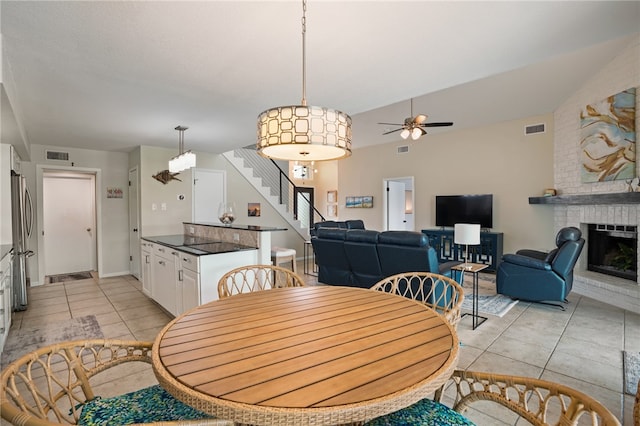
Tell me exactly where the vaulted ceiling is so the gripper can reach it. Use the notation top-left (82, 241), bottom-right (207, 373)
top-left (2, 1), bottom-right (639, 158)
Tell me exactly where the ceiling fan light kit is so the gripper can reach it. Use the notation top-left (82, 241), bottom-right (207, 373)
top-left (380, 98), bottom-right (453, 140)
top-left (256, 0), bottom-right (352, 162)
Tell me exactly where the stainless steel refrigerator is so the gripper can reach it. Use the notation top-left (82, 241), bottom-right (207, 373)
top-left (11, 170), bottom-right (34, 311)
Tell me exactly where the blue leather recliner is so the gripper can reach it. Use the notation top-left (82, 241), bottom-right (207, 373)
top-left (496, 227), bottom-right (585, 309)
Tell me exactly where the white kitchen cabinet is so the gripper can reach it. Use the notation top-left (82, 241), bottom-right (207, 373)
top-left (178, 252), bottom-right (199, 316)
top-left (140, 238), bottom-right (259, 316)
top-left (0, 251), bottom-right (12, 352)
top-left (140, 241), bottom-right (153, 296)
top-left (153, 245), bottom-right (178, 316)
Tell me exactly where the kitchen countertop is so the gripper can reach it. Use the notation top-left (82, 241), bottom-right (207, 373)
top-left (142, 234), bottom-right (257, 256)
top-left (0, 244), bottom-right (12, 260)
top-left (183, 222), bottom-right (287, 232)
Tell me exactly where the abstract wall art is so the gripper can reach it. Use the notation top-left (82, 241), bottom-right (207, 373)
top-left (580, 88), bottom-right (636, 183)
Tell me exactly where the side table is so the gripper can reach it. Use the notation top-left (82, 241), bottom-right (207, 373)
top-left (451, 262), bottom-right (489, 330)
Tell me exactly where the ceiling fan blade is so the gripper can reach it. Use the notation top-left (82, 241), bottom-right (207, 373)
top-left (382, 128), bottom-right (404, 135)
top-left (420, 122), bottom-right (454, 127)
top-left (414, 114), bottom-right (428, 124)
top-left (378, 122), bottom-right (404, 126)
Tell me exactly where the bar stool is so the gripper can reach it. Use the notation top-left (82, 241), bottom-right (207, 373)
top-left (271, 247), bottom-right (297, 273)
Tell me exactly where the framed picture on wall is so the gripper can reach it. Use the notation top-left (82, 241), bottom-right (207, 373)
top-left (327, 204), bottom-right (337, 217)
top-left (327, 190), bottom-right (337, 203)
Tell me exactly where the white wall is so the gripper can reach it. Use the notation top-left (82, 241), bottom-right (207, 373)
top-left (337, 114), bottom-right (556, 255)
top-left (25, 144), bottom-right (130, 283)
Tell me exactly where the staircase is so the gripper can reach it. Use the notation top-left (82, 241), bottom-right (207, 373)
top-left (223, 148), bottom-right (323, 240)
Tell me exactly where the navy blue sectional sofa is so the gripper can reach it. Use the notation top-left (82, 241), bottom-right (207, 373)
top-left (311, 226), bottom-right (460, 288)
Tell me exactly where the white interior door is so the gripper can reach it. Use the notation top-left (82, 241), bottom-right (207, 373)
top-left (385, 180), bottom-right (407, 231)
top-left (43, 173), bottom-right (96, 275)
top-left (129, 167), bottom-right (140, 279)
top-left (193, 169), bottom-right (226, 223)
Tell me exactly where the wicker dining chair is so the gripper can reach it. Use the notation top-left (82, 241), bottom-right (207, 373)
top-left (370, 272), bottom-right (464, 329)
top-left (367, 369), bottom-right (621, 425)
top-left (217, 264), bottom-right (305, 299)
top-left (0, 339), bottom-right (233, 426)
top-left (440, 369), bottom-right (621, 425)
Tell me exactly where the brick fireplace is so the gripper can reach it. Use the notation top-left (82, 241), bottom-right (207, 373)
top-left (551, 34), bottom-right (639, 314)
top-left (554, 202), bottom-right (640, 314)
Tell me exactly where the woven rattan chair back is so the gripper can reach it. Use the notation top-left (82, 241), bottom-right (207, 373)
top-left (436, 369), bottom-right (621, 425)
top-left (370, 272), bottom-right (464, 329)
top-left (0, 339), bottom-right (233, 426)
top-left (217, 264), bottom-right (306, 299)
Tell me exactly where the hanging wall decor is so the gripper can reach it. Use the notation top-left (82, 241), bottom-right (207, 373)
top-left (580, 88), bottom-right (636, 183)
top-left (248, 203), bottom-right (261, 217)
top-left (346, 196), bottom-right (373, 208)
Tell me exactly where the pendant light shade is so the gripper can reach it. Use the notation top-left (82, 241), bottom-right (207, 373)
top-left (257, 105), bottom-right (351, 161)
top-left (256, 0), bottom-right (352, 162)
top-left (169, 126), bottom-right (196, 173)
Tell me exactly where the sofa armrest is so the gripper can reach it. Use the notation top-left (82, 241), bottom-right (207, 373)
top-left (502, 253), bottom-right (552, 271)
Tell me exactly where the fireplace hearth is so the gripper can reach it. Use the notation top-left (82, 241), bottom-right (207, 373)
top-left (587, 224), bottom-right (638, 282)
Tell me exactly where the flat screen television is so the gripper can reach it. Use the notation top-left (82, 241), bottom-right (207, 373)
top-left (435, 194), bottom-right (493, 229)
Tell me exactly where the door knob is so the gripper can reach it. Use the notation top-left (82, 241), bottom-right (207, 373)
top-left (86, 228), bottom-right (91, 232)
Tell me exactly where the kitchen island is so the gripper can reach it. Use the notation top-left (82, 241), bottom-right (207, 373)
top-left (141, 222), bottom-right (286, 317)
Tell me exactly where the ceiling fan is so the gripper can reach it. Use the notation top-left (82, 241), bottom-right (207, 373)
top-left (379, 98), bottom-right (453, 140)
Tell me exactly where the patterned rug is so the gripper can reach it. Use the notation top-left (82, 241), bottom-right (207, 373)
top-left (1, 315), bottom-right (104, 368)
top-left (623, 350), bottom-right (640, 395)
top-left (49, 271), bottom-right (93, 283)
top-left (459, 272), bottom-right (518, 317)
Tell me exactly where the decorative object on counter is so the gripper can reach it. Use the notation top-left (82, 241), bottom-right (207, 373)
top-left (543, 188), bottom-right (557, 196)
top-left (152, 170), bottom-right (181, 185)
top-left (256, 0), bottom-right (351, 162)
top-left (346, 196), bottom-right (373, 208)
top-left (168, 125), bottom-right (196, 173)
top-left (247, 202), bottom-right (260, 217)
top-left (626, 177), bottom-right (640, 192)
top-left (218, 202), bottom-right (236, 226)
top-left (580, 88), bottom-right (635, 183)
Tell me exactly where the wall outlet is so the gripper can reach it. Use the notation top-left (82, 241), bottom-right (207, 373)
top-left (233, 233), bottom-right (240, 242)
top-left (189, 226), bottom-right (195, 234)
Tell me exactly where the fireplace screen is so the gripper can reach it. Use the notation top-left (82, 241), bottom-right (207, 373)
top-left (587, 224), bottom-right (637, 282)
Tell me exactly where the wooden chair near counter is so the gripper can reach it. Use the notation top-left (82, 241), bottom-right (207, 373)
top-left (270, 246), bottom-right (297, 273)
top-left (370, 272), bottom-right (464, 330)
top-left (0, 339), bottom-right (234, 426)
top-left (217, 264), bottom-right (305, 299)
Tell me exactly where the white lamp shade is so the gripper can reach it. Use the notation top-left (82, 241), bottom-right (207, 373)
top-left (400, 128), bottom-right (410, 140)
top-left (411, 127), bottom-right (422, 140)
top-left (256, 105), bottom-right (352, 161)
top-left (454, 223), bottom-right (481, 245)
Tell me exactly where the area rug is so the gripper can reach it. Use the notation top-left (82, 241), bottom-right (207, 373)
top-left (459, 272), bottom-right (518, 317)
top-left (49, 271), bottom-right (93, 283)
top-left (1, 315), bottom-right (104, 368)
top-left (623, 350), bottom-right (640, 395)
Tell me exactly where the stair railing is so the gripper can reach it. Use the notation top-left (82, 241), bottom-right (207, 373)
top-left (232, 148), bottom-right (325, 227)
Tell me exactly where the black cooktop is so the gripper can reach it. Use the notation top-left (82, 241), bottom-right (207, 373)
top-left (145, 234), bottom-right (220, 246)
top-left (175, 242), bottom-right (256, 255)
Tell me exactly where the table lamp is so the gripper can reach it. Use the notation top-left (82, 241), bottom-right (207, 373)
top-left (454, 223), bottom-right (481, 268)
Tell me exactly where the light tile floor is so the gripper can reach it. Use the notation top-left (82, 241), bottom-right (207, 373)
top-left (1, 265), bottom-right (638, 425)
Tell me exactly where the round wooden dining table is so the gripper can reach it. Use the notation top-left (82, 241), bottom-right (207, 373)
top-left (152, 285), bottom-right (459, 425)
